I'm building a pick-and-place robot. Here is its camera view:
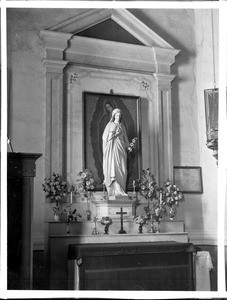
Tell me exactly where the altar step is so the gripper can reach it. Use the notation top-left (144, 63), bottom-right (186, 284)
top-left (49, 219), bottom-right (185, 236)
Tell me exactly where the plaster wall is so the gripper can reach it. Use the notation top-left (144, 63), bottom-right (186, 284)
top-left (7, 8), bottom-right (219, 248)
top-left (192, 10), bottom-right (218, 243)
top-left (132, 9), bottom-right (219, 243)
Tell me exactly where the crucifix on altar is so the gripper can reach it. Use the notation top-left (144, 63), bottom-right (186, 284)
top-left (116, 207), bottom-right (127, 234)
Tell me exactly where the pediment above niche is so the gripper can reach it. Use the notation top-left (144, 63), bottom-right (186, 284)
top-left (40, 9), bottom-right (180, 74)
top-left (45, 9), bottom-right (173, 48)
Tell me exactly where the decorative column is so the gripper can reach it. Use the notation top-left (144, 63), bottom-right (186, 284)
top-left (153, 73), bottom-right (176, 185)
top-left (39, 30), bottom-right (73, 177)
top-left (43, 59), bottom-right (68, 176)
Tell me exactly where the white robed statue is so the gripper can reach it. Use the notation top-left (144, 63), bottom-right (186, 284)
top-left (102, 108), bottom-right (130, 196)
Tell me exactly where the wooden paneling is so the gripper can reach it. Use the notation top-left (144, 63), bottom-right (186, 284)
top-left (68, 242), bottom-right (196, 291)
top-left (7, 152), bottom-right (41, 289)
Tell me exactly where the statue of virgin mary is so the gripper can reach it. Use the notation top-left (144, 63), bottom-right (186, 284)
top-left (102, 108), bottom-right (130, 196)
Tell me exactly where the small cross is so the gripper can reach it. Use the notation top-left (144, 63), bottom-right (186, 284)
top-left (116, 207), bottom-right (127, 234)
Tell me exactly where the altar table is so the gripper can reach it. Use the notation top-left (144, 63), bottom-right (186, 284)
top-left (48, 222), bottom-right (188, 290)
top-left (68, 241), bottom-right (196, 290)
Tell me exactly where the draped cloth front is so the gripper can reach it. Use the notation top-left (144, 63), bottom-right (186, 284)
top-left (102, 117), bottom-right (129, 196)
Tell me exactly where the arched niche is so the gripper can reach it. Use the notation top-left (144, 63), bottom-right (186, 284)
top-left (39, 8), bottom-right (180, 186)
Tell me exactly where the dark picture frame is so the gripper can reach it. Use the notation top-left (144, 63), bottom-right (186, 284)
top-left (173, 166), bottom-right (203, 194)
top-left (83, 92), bottom-right (142, 191)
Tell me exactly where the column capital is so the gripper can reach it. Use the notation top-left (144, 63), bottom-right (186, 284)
top-left (153, 73), bottom-right (177, 89)
top-left (43, 59), bottom-right (69, 74)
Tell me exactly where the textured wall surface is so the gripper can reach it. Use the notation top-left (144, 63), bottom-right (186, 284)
top-left (7, 8), bottom-right (219, 249)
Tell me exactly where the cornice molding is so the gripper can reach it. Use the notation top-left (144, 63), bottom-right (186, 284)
top-left (40, 9), bottom-right (180, 75)
top-left (39, 30), bottom-right (73, 50)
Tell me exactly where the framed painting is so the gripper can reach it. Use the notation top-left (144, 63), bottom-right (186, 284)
top-left (83, 92), bottom-right (141, 191)
top-left (173, 166), bottom-right (203, 194)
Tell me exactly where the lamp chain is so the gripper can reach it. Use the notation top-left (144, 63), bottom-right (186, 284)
top-left (211, 9), bottom-right (216, 89)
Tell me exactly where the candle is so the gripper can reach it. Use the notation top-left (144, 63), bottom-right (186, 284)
top-left (70, 191), bottom-right (73, 205)
top-left (160, 190), bottom-right (162, 205)
top-left (103, 182), bottom-right (105, 196)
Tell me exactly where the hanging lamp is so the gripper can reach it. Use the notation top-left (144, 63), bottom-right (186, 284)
top-left (204, 9), bottom-right (218, 163)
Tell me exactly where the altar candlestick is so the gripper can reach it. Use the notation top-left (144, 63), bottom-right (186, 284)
top-left (132, 180), bottom-right (136, 195)
top-left (70, 191), bottom-right (73, 205)
top-left (102, 182), bottom-right (106, 197)
top-left (87, 196), bottom-right (89, 210)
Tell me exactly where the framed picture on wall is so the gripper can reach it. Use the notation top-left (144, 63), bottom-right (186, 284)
top-left (83, 92), bottom-right (142, 191)
top-left (173, 166), bottom-right (203, 194)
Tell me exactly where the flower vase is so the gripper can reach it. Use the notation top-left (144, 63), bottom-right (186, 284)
top-left (92, 227), bottom-right (99, 235)
top-left (53, 202), bottom-right (61, 222)
top-left (104, 225), bottom-right (110, 234)
top-left (150, 221), bottom-right (155, 233)
top-left (101, 217), bottom-right (113, 234)
top-left (156, 221), bottom-right (160, 233)
top-left (138, 224), bottom-right (143, 234)
top-left (86, 210), bottom-right (91, 221)
top-left (66, 222), bottom-right (70, 235)
top-left (54, 214), bottom-right (61, 222)
top-left (169, 206), bottom-right (176, 220)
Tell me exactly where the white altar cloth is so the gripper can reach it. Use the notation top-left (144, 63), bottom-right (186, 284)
top-left (195, 251), bottom-right (213, 291)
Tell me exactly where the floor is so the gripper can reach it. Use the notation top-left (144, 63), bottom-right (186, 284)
top-left (33, 250), bottom-right (48, 290)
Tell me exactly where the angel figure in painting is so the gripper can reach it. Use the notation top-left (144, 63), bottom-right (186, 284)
top-left (102, 108), bottom-right (130, 197)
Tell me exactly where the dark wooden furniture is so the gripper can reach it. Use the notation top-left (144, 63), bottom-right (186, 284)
top-left (68, 241), bottom-right (196, 290)
top-left (7, 152), bottom-right (41, 289)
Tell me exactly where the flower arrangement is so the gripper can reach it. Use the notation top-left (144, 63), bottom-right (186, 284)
top-left (76, 168), bottom-right (95, 197)
top-left (127, 137), bottom-right (137, 153)
top-left (137, 170), bottom-right (184, 228)
top-left (63, 206), bottom-right (82, 223)
top-left (101, 216), bottom-right (113, 226)
top-left (100, 216), bottom-right (113, 234)
top-left (62, 205), bottom-right (82, 234)
top-left (134, 215), bottom-right (148, 234)
top-left (138, 169), bottom-right (159, 203)
top-left (162, 180), bottom-right (184, 220)
top-left (42, 172), bottom-right (69, 212)
top-left (163, 180), bottom-right (184, 206)
top-left (76, 168), bottom-right (95, 220)
top-left (134, 215), bottom-right (148, 226)
top-left (150, 203), bottom-right (167, 223)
